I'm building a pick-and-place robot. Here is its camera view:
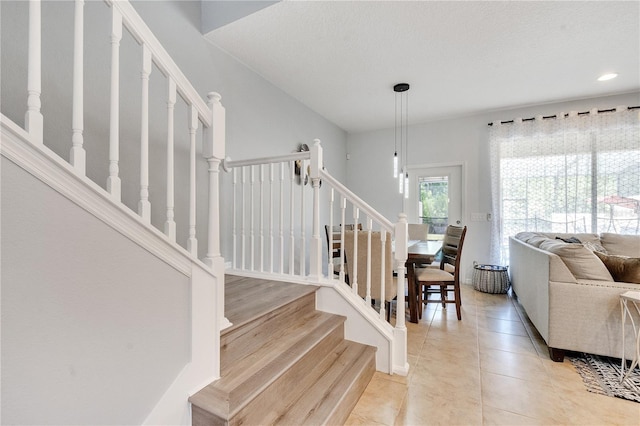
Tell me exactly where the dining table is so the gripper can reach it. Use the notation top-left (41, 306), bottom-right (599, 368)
top-left (406, 239), bottom-right (443, 323)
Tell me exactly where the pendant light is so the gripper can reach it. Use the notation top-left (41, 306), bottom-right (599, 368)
top-left (393, 83), bottom-right (410, 196)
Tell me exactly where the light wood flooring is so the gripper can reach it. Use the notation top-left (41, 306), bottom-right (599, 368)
top-left (347, 284), bottom-right (640, 425)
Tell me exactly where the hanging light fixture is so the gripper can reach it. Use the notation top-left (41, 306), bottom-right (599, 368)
top-left (393, 83), bottom-right (410, 196)
top-left (393, 89), bottom-right (398, 178)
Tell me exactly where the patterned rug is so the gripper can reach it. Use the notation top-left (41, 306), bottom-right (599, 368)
top-left (570, 353), bottom-right (640, 403)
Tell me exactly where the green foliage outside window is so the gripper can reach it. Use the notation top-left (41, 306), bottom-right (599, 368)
top-left (420, 180), bottom-right (448, 220)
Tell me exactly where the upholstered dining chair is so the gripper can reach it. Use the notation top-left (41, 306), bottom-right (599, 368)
top-left (343, 230), bottom-right (397, 321)
top-left (324, 224), bottom-right (361, 282)
top-left (407, 223), bottom-right (429, 241)
top-left (413, 225), bottom-right (467, 320)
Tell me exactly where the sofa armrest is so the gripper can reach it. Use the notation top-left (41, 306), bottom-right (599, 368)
top-left (509, 236), bottom-right (575, 343)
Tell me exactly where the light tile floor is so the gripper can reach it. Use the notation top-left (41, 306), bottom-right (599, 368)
top-left (346, 284), bottom-right (640, 425)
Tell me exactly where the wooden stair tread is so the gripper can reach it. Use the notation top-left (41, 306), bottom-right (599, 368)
top-left (224, 275), bottom-right (319, 334)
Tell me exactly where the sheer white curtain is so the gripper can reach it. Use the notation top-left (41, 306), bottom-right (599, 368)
top-left (489, 107), bottom-right (640, 264)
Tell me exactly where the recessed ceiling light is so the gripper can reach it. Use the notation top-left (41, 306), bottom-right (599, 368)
top-left (597, 73), bottom-right (618, 81)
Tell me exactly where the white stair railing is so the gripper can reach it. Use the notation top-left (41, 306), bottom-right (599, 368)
top-left (8, 0), bottom-right (226, 266)
top-left (223, 140), bottom-right (409, 373)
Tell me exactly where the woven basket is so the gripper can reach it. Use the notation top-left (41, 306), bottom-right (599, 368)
top-left (472, 263), bottom-right (509, 294)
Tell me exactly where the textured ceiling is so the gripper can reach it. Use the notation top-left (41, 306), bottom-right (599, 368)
top-left (205, 1), bottom-right (640, 133)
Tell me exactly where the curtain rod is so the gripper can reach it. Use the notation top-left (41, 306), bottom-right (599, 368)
top-left (487, 105), bottom-right (640, 126)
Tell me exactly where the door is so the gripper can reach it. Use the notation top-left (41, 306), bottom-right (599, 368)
top-left (404, 164), bottom-right (464, 239)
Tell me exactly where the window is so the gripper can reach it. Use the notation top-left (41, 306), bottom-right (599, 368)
top-left (489, 108), bottom-right (640, 264)
top-left (418, 176), bottom-right (448, 238)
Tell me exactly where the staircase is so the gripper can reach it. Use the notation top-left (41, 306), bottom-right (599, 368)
top-left (189, 275), bottom-right (376, 425)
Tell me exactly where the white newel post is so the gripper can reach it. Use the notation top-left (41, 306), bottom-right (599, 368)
top-left (70, 0), bottom-right (86, 175)
top-left (309, 139), bottom-right (323, 280)
top-left (203, 92), bottom-right (231, 330)
top-left (26, 0), bottom-right (43, 145)
top-left (393, 213), bottom-right (409, 375)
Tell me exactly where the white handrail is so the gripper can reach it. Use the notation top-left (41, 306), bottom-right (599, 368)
top-left (223, 151), bottom-right (310, 170)
top-left (320, 169), bottom-right (395, 233)
top-left (105, 0), bottom-right (211, 127)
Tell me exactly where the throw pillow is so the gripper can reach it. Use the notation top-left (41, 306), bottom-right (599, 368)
top-left (556, 236), bottom-right (582, 244)
top-left (593, 251), bottom-right (640, 284)
top-left (539, 239), bottom-right (613, 281)
top-left (583, 241), bottom-right (608, 255)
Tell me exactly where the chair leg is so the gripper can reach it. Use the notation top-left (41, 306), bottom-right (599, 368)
top-left (454, 282), bottom-right (462, 320)
top-left (440, 285), bottom-right (446, 308)
top-left (417, 283), bottom-right (423, 320)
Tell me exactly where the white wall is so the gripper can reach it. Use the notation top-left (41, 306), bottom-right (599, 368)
top-left (1, 158), bottom-right (191, 424)
top-left (347, 92), bottom-right (640, 282)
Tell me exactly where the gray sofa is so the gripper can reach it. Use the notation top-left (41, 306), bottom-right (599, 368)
top-left (509, 232), bottom-right (640, 361)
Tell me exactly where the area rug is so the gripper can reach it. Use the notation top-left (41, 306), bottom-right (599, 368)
top-left (570, 353), bottom-right (640, 403)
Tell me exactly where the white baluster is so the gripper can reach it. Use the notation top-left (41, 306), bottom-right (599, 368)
top-left (187, 105), bottom-right (198, 256)
top-left (289, 160), bottom-right (295, 275)
top-left (309, 139), bottom-right (323, 280)
top-left (26, 0), bottom-right (43, 145)
top-left (279, 162), bottom-right (285, 274)
top-left (328, 188), bottom-right (335, 279)
top-left (241, 167), bottom-right (246, 270)
top-left (164, 78), bottom-right (177, 241)
top-left (352, 206), bottom-right (360, 296)
top-left (250, 165), bottom-right (255, 271)
top-left (107, 8), bottom-right (122, 200)
top-left (339, 196), bottom-right (347, 282)
top-left (269, 163), bottom-right (274, 274)
top-left (138, 45), bottom-right (152, 221)
top-left (70, 0), bottom-right (86, 175)
top-left (365, 218), bottom-right (372, 306)
top-left (259, 164), bottom-right (264, 272)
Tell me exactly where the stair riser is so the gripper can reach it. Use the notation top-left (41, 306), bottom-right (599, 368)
top-left (324, 354), bottom-right (376, 425)
top-left (191, 406), bottom-right (226, 426)
top-left (276, 344), bottom-right (376, 425)
top-left (220, 292), bottom-right (316, 372)
top-left (229, 326), bottom-right (345, 425)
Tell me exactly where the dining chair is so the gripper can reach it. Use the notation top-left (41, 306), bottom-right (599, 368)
top-left (408, 223), bottom-right (429, 241)
top-left (412, 225), bottom-right (467, 320)
top-left (343, 230), bottom-right (397, 321)
top-left (324, 224), bottom-right (361, 282)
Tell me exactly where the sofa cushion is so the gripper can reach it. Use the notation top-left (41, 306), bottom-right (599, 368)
top-left (539, 239), bottom-right (613, 281)
top-left (593, 251), bottom-right (640, 284)
top-left (600, 233), bottom-right (640, 257)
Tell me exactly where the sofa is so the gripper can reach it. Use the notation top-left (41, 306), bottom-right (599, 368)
top-left (509, 232), bottom-right (640, 361)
